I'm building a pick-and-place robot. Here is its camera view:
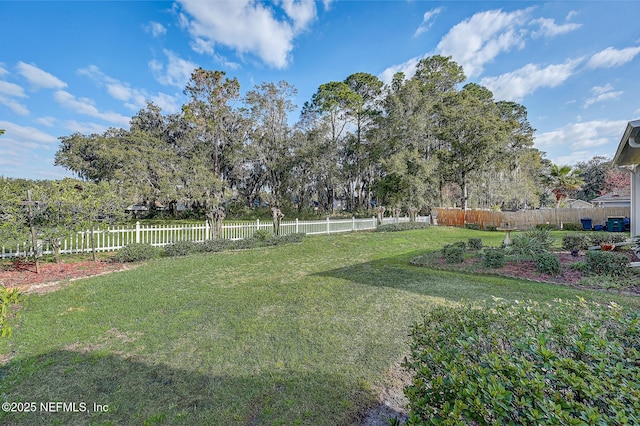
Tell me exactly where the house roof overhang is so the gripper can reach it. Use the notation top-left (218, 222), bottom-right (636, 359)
top-left (613, 119), bottom-right (640, 166)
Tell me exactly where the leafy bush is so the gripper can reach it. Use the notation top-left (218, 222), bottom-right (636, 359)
top-left (505, 228), bottom-right (554, 258)
top-left (464, 223), bottom-right (480, 230)
top-left (441, 241), bottom-right (466, 256)
top-left (562, 222), bottom-right (582, 231)
top-left (404, 300), bottom-right (640, 425)
top-left (467, 238), bottom-right (483, 250)
top-left (115, 243), bottom-right (162, 263)
top-left (535, 223), bottom-right (558, 231)
top-left (375, 222), bottom-right (429, 232)
top-left (589, 233), bottom-right (628, 246)
top-left (267, 233), bottom-right (305, 245)
top-left (534, 251), bottom-right (561, 275)
top-left (483, 249), bottom-right (505, 268)
top-left (199, 239), bottom-right (235, 253)
top-left (569, 260), bottom-right (588, 272)
top-left (562, 234), bottom-right (590, 251)
top-left (585, 250), bottom-right (631, 276)
top-left (443, 245), bottom-right (465, 264)
top-left (163, 240), bottom-right (203, 257)
top-left (485, 226), bottom-right (497, 232)
top-left (1, 287), bottom-right (23, 338)
top-left (253, 229), bottom-right (272, 241)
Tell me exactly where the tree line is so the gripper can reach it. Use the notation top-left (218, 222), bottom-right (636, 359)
top-left (52, 56), bottom-right (547, 218)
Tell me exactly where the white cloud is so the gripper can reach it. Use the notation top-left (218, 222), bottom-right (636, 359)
top-left (378, 56), bottom-right (423, 85)
top-left (584, 84), bottom-right (624, 108)
top-left (414, 7), bottom-right (443, 37)
top-left (0, 120), bottom-right (58, 147)
top-left (587, 46), bottom-right (640, 69)
top-left (176, 0), bottom-right (318, 69)
top-left (535, 119), bottom-right (627, 152)
top-left (16, 62), bottom-right (67, 90)
top-left (143, 21), bottom-right (167, 37)
top-left (149, 49), bottom-right (198, 88)
top-left (62, 120), bottom-right (110, 135)
top-left (0, 80), bottom-right (26, 98)
top-left (436, 8), bottom-right (532, 77)
top-left (481, 59), bottom-right (582, 101)
top-left (35, 116), bottom-right (56, 127)
top-left (0, 95), bottom-right (29, 115)
top-left (531, 17), bottom-right (581, 38)
top-left (78, 64), bottom-right (181, 113)
top-left (53, 90), bottom-right (130, 126)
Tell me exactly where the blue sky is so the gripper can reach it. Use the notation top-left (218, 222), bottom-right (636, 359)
top-left (1, 1), bottom-right (640, 180)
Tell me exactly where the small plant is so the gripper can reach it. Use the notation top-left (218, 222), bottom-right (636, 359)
top-left (253, 229), bottom-right (272, 241)
top-left (562, 234), bottom-right (590, 252)
top-left (464, 223), bottom-right (480, 230)
top-left (589, 232), bottom-right (627, 246)
top-left (483, 249), bottom-right (505, 268)
top-left (562, 222), bottom-right (582, 231)
top-left (534, 251), bottom-right (561, 275)
top-left (115, 243), bottom-right (162, 263)
top-left (1, 287), bottom-right (23, 338)
top-left (468, 238), bottom-right (483, 250)
top-left (569, 260), bottom-right (588, 272)
top-left (535, 223), bottom-right (557, 231)
top-left (505, 230), bottom-right (551, 258)
top-left (375, 222), bottom-right (429, 232)
top-left (585, 250), bottom-right (631, 276)
top-left (485, 226), bottom-right (498, 232)
top-left (164, 240), bottom-right (202, 257)
top-left (199, 239), bottom-right (235, 252)
top-left (442, 244), bottom-right (465, 264)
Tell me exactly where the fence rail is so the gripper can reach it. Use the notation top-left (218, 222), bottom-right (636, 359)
top-left (1, 216), bottom-right (427, 259)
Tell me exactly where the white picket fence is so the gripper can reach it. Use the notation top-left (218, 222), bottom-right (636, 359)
top-left (0, 216), bottom-right (428, 259)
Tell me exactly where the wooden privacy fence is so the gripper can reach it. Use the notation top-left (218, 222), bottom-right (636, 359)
top-left (433, 207), bottom-right (631, 230)
top-left (0, 215), bottom-right (427, 259)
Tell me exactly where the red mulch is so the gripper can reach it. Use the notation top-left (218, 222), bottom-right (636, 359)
top-left (428, 251), bottom-right (640, 295)
top-left (0, 260), bottom-right (133, 294)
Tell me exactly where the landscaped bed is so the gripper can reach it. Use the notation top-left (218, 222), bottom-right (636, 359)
top-left (412, 249), bottom-right (640, 292)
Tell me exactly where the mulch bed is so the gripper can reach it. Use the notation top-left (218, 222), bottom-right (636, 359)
top-left (413, 250), bottom-right (640, 295)
top-left (0, 260), bottom-right (133, 294)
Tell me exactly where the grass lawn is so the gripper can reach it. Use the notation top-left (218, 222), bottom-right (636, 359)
top-left (1, 227), bottom-right (638, 425)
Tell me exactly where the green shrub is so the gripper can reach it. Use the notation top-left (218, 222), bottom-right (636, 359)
top-left (534, 251), bottom-right (561, 275)
top-left (164, 240), bottom-right (202, 257)
top-left (199, 239), bottom-right (235, 252)
top-left (375, 222), bottom-right (429, 232)
top-left (267, 233), bottom-right (305, 245)
top-left (505, 229), bottom-right (553, 258)
top-left (535, 223), bottom-right (558, 231)
top-left (562, 234), bottom-right (590, 251)
top-left (569, 260), bottom-right (588, 272)
top-left (115, 243), bottom-right (162, 263)
top-left (589, 233), bottom-right (628, 246)
top-left (562, 222), bottom-right (582, 231)
top-left (578, 275), bottom-right (638, 289)
top-left (467, 238), bottom-right (483, 250)
top-left (464, 223), bottom-right (480, 230)
top-left (483, 249), bottom-right (505, 268)
top-left (441, 241), bottom-right (466, 256)
top-left (585, 250), bottom-right (631, 276)
top-left (442, 241), bottom-right (466, 263)
top-left (1, 287), bottom-right (23, 338)
top-left (253, 229), bottom-right (272, 241)
top-left (485, 225), bottom-right (497, 232)
top-left (404, 300), bottom-right (640, 425)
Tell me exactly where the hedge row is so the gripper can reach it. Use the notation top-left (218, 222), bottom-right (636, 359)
top-left (115, 233), bottom-right (305, 262)
top-left (404, 300), bottom-right (640, 425)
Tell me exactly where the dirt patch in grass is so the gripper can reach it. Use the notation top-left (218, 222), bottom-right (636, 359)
top-left (0, 260), bottom-right (135, 294)
top-left (412, 250), bottom-right (640, 295)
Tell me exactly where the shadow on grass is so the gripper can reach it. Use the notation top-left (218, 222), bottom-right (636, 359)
top-left (314, 250), bottom-right (601, 304)
top-left (0, 350), bottom-right (390, 426)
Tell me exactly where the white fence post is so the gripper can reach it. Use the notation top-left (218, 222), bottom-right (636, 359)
top-left (326, 217), bottom-right (330, 234)
top-left (295, 218), bottom-right (299, 233)
top-left (135, 221), bottom-right (141, 244)
top-left (352, 216), bottom-right (355, 231)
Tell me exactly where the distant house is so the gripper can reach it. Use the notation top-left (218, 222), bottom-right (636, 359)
top-left (591, 191), bottom-right (631, 208)
top-left (565, 199), bottom-right (594, 209)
